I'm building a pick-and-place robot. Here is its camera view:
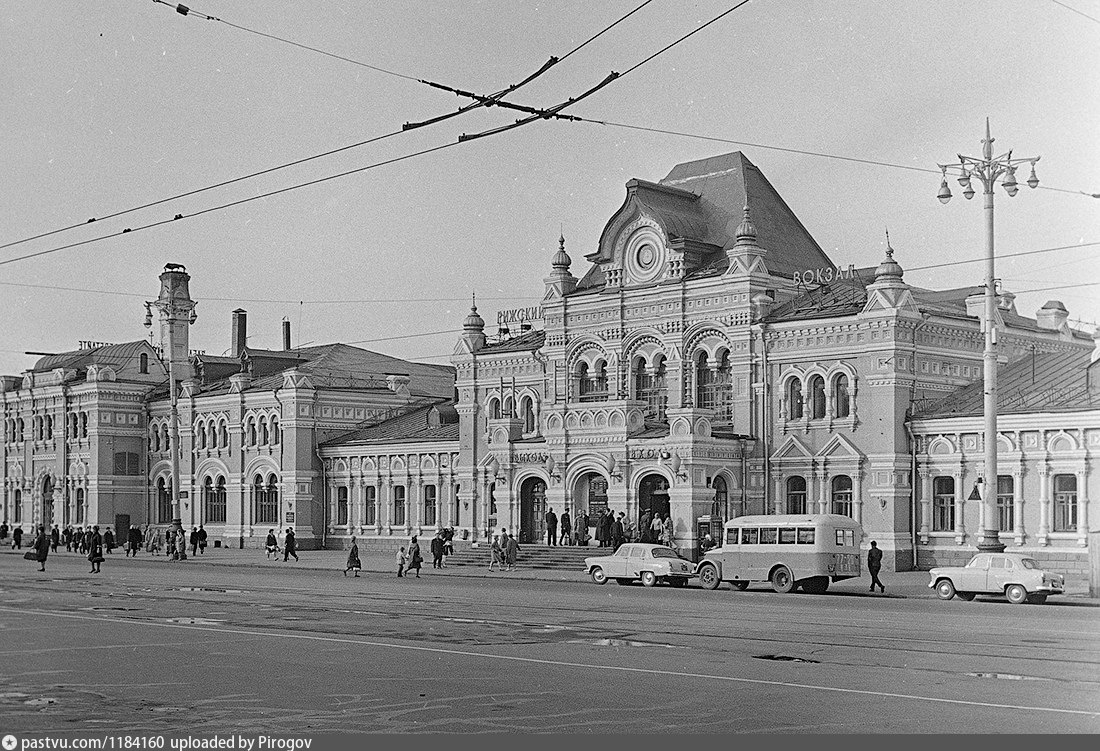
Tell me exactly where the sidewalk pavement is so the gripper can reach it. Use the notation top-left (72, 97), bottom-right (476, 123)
top-left (2, 545), bottom-right (1096, 605)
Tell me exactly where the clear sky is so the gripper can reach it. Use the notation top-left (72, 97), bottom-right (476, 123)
top-left (1, 0), bottom-right (1097, 375)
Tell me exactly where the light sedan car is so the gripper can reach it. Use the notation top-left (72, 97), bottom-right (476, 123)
top-left (585, 543), bottom-right (695, 587)
top-left (928, 552), bottom-right (1065, 605)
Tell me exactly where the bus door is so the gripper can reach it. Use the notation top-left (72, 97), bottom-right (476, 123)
top-left (737, 526), bottom-right (761, 579)
top-left (720, 526), bottom-right (741, 579)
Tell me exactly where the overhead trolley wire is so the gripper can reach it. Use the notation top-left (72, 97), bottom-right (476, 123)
top-left (0, 0), bottom-right (656, 254)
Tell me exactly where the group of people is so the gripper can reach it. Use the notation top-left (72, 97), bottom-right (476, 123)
top-left (538, 507), bottom-right (675, 551)
top-left (16, 523), bottom-right (105, 573)
top-left (488, 527), bottom-right (520, 572)
top-left (265, 528), bottom-right (299, 562)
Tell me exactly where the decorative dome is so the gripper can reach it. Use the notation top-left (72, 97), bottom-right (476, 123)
top-left (552, 232), bottom-right (571, 270)
top-left (875, 233), bottom-right (904, 282)
top-left (463, 294), bottom-right (485, 332)
top-left (735, 204), bottom-right (757, 245)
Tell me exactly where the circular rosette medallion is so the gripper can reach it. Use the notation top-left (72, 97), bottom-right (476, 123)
top-left (624, 226), bottom-right (666, 284)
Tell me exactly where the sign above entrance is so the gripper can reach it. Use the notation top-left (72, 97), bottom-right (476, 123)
top-left (792, 264), bottom-right (857, 286)
top-left (497, 306), bottom-right (543, 327)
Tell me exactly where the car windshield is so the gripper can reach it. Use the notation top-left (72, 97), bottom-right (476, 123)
top-left (651, 548), bottom-right (681, 560)
top-left (1020, 558), bottom-right (1041, 570)
top-left (966, 556), bottom-right (987, 568)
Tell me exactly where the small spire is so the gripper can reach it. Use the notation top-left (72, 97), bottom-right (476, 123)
top-left (471, 290), bottom-right (477, 312)
top-left (552, 230), bottom-right (572, 270)
top-left (885, 228), bottom-right (894, 259)
top-left (735, 203), bottom-right (757, 244)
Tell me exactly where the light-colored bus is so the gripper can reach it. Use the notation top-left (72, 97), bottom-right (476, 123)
top-left (696, 514), bottom-right (862, 594)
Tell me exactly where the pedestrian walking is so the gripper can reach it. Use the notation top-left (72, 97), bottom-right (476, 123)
top-left (504, 532), bottom-right (520, 571)
top-left (662, 514), bottom-right (674, 549)
top-left (174, 528), bottom-right (187, 561)
top-left (282, 529), bottom-right (298, 562)
top-left (407, 536), bottom-right (423, 578)
top-left (430, 532), bottom-right (445, 569)
top-left (488, 528), bottom-right (505, 572)
top-left (611, 512), bottom-right (625, 551)
top-left (574, 511), bottom-right (589, 547)
top-left (88, 525), bottom-right (104, 573)
top-left (344, 536), bottom-right (361, 577)
top-left (31, 525), bottom-right (50, 572)
top-left (559, 511), bottom-right (572, 546)
top-left (396, 546), bottom-right (407, 577)
top-left (650, 513), bottom-right (664, 546)
top-left (599, 510), bottom-right (613, 548)
top-left (544, 507), bottom-right (558, 546)
top-left (63, 525), bottom-right (73, 552)
top-left (265, 529), bottom-right (279, 559)
top-left (50, 525), bottom-right (60, 553)
top-left (197, 524), bottom-right (208, 554)
top-left (442, 527), bottom-right (454, 558)
top-left (0, 521), bottom-right (7, 541)
top-left (103, 526), bottom-right (115, 554)
top-left (639, 510), bottom-right (652, 543)
top-left (189, 526), bottom-right (199, 557)
top-left (867, 540), bottom-right (886, 593)
top-left (12, 525), bottom-right (23, 549)
top-left (127, 525), bottom-right (142, 557)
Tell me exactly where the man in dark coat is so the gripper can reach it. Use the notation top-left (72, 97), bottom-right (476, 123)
top-left (559, 511), bottom-right (572, 546)
top-left (0, 521), bottom-right (8, 540)
top-left (103, 527), bottom-right (115, 553)
top-left (50, 525), bottom-right (60, 552)
top-left (33, 525), bottom-right (50, 572)
top-left (599, 510), bottom-right (613, 548)
top-left (189, 527), bottom-right (199, 557)
top-left (282, 529), bottom-right (298, 562)
top-left (430, 532), bottom-right (445, 569)
top-left (12, 526), bottom-right (23, 549)
top-left (611, 512), bottom-right (625, 551)
top-left (575, 511), bottom-right (589, 546)
top-left (867, 540), bottom-right (885, 593)
top-left (639, 510), bottom-right (652, 543)
top-left (197, 524), bottom-right (208, 554)
top-left (88, 525), bottom-right (104, 573)
top-left (544, 507), bottom-right (558, 546)
top-left (63, 525), bottom-right (73, 552)
top-left (127, 525), bottom-right (143, 557)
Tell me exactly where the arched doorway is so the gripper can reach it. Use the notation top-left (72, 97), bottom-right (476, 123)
top-left (638, 473), bottom-right (670, 521)
top-left (41, 477), bottom-right (54, 528)
top-left (519, 476), bottom-right (546, 544)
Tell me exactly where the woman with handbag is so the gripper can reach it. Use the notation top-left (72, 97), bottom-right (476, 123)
top-left (26, 525), bottom-right (49, 571)
top-left (88, 525), bottom-right (104, 574)
top-left (407, 536), bottom-right (423, 579)
top-left (343, 536), bottom-right (361, 577)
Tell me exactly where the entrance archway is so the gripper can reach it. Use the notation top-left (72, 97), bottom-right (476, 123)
top-left (519, 476), bottom-right (546, 544)
top-left (638, 473), bottom-right (670, 521)
top-left (41, 477), bottom-right (54, 528)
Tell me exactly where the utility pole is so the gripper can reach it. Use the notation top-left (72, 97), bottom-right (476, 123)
top-left (937, 120), bottom-right (1040, 552)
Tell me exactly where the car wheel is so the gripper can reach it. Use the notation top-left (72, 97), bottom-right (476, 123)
top-left (640, 571), bottom-right (657, 588)
top-left (1027, 594), bottom-right (1048, 605)
top-left (770, 566), bottom-right (794, 594)
top-left (730, 581), bottom-right (749, 591)
top-left (1005, 584), bottom-right (1028, 605)
top-left (935, 578), bottom-right (956, 600)
top-left (801, 576), bottom-right (830, 594)
top-left (590, 566), bottom-right (607, 585)
top-left (698, 563), bottom-right (721, 590)
top-left (956, 592), bottom-right (975, 601)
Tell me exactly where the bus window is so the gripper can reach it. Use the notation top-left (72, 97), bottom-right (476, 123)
top-left (726, 528), bottom-right (740, 545)
top-left (742, 528), bottom-right (758, 544)
top-left (835, 529), bottom-right (855, 546)
top-left (779, 527), bottom-right (796, 544)
top-left (797, 527), bottom-right (815, 544)
top-left (760, 528), bottom-right (778, 544)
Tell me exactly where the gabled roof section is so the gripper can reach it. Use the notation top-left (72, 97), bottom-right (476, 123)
top-left (31, 340), bottom-right (154, 374)
top-left (764, 272), bottom-right (873, 323)
top-left (321, 400), bottom-right (460, 447)
top-left (480, 329), bottom-right (547, 354)
top-left (913, 351), bottom-right (1097, 418)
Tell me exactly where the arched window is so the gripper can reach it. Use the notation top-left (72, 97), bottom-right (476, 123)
top-left (424, 484), bottom-right (437, 527)
top-left (151, 425), bottom-right (161, 453)
top-left (45, 415), bottom-right (54, 438)
top-left (219, 421), bottom-right (229, 448)
top-left (393, 486), bottom-right (407, 526)
top-left (75, 488), bottom-right (84, 524)
top-left (247, 418), bottom-right (257, 447)
top-left (809, 375), bottom-right (826, 419)
top-left (255, 473), bottom-right (278, 524)
top-left (156, 478), bottom-right (173, 523)
top-left (932, 476), bottom-right (955, 531)
top-left (696, 350), bottom-right (732, 418)
top-left (364, 485), bottom-right (377, 526)
top-left (13, 489), bottom-right (22, 522)
top-left (786, 476), bottom-right (807, 514)
top-left (831, 475), bottom-right (853, 517)
top-left (271, 419), bottom-right (279, 445)
top-left (213, 476), bottom-right (227, 523)
top-left (336, 486), bottom-right (349, 525)
top-left (487, 397), bottom-right (501, 420)
top-left (202, 476), bottom-right (214, 518)
top-left (833, 374), bottom-right (851, 418)
top-left (635, 356), bottom-right (667, 420)
top-left (69, 413), bottom-right (78, 439)
top-left (207, 422), bottom-right (217, 449)
top-left (502, 395), bottom-right (514, 418)
top-left (197, 423), bottom-right (207, 449)
top-left (712, 475), bottom-right (728, 517)
top-left (521, 397), bottom-right (535, 434)
top-left (787, 378), bottom-right (804, 420)
top-left (160, 424), bottom-right (169, 452)
top-left (1053, 474), bottom-right (1078, 532)
top-left (139, 353), bottom-right (149, 374)
top-left (80, 413), bottom-right (88, 438)
top-left (260, 418), bottom-right (269, 446)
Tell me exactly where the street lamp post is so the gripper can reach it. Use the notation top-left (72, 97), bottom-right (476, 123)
top-left (145, 265), bottom-right (197, 560)
top-left (936, 120), bottom-right (1039, 552)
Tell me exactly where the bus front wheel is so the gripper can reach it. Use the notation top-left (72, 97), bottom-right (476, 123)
top-left (698, 564), bottom-right (721, 590)
top-left (771, 566), bottom-right (795, 594)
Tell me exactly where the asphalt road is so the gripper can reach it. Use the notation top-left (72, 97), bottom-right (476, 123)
top-left (1, 550), bottom-right (1098, 734)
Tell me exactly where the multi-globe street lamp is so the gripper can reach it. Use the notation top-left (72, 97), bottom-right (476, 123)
top-left (936, 120), bottom-right (1039, 552)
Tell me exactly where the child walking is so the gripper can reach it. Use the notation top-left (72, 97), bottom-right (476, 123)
top-left (396, 546), bottom-right (407, 577)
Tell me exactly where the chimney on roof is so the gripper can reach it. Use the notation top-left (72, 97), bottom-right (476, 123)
top-left (1036, 300), bottom-right (1069, 331)
top-left (231, 309), bottom-right (247, 358)
top-left (282, 318), bottom-right (291, 351)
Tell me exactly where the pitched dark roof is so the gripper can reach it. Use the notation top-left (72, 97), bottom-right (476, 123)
top-left (764, 273), bottom-right (873, 323)
top-left (322, 401), bottom-right (460, 447)
top-left (581, 151), bottom-right (835, 292)
top-left (31, 340), bottom-right (152, 374)
top-left (480, 329), bottom-right (547, 354)
top-left (913, 351), bottom-right (1097, 418)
